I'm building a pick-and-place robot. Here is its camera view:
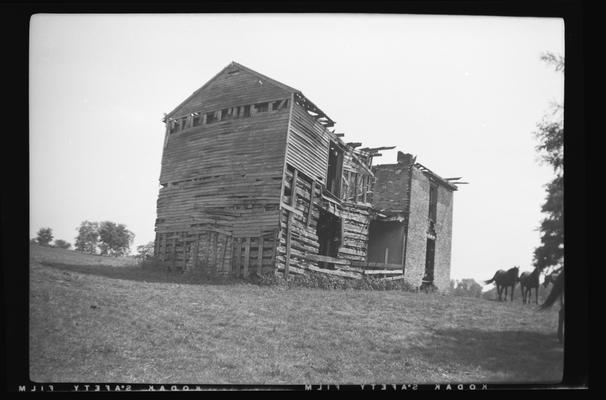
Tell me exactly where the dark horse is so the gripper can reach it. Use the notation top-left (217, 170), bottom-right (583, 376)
top-left (484, 266), bottom-right (519, 301)
top-left (543, 268), bottom-right (562, 288)
top-left (519, 266), bottom-right (541, 304)
top-left (539, 269), bottom-right (564, 343)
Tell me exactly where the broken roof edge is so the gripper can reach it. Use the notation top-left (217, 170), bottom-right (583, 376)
top-left (373, 158), bottom-right (458, 191)
top-left (164, 61), bottom-right (336, 123)
top-left (164, 61), bottom-right (338, 126)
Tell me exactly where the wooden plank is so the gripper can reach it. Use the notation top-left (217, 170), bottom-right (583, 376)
top-left (306, 180), bottom-right (315, 227)
top-left (222, 234), bottom-right (230, 275)
top-left (233, 238), bottom-right (242, 277)
top-left (182, 233), bottom-right (187, 271)
top-left (363, 270), bottom-right (403, 275)
top-left (280, 202), bottom-right (304, 217)
top-left (380, 275), bottom-right (405, 281)
top-left (276, 264), bottom-right (306, 275)
top-left (192, 235), bottom-right (199, 270)
top-left (350, 261), bottom-right (403, 270)
top-left (271, 229), bottom-right (278, 269)
top-left (303, 264), bottom-right (362, 279)
top-left (257, 236), bottom-right (264, 276)
top-left (205, 233), bottom-right (211, 268)
top-left (284, 213), bottom-right (293, 278)
top-left (291, 168), bottom-right (298, 207)
top-left (304, 254), bottom-right (351, 265)
top-left (211, 232), bottom-right (218, 266)
top-left (171, 237), bottom-right (176, 271)
top-left (243, 237), bottom-right (251, 277)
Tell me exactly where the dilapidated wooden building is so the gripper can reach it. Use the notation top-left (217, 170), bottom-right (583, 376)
top-left (154, 62), bottom-right (460, 290)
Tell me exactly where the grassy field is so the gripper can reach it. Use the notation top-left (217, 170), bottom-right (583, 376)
top-left (29, 244), bottom-right (563, 384)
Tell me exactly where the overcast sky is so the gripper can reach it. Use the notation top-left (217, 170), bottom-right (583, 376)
top-left (29, 14), bottom-right (564, 283)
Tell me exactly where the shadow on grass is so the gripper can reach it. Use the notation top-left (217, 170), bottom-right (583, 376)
top-left (39, 261), bottom-right (251, 287)
top-left (410, 327), bottom-right (563, 383)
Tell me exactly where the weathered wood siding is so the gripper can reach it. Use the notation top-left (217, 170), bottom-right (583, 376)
top-left (285, 101), bottom-right (331, 184)
top-left (167, 66), bottom-right (293, 120)
top-left (155, 67), bottom-right (291, 274)
top-left (276, 100), bottom-right (373, 274)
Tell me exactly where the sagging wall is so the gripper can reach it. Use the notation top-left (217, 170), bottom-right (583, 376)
top-left (275, 100), bottom-right (372, 274)
top-left (155, 66), bottom-right (292, 274)
top-left (404, 168), bottom-right (454, 291)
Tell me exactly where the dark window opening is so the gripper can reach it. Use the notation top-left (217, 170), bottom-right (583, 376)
top-left (205, 112), bottom-right (217, 124)
top-left (179, 117), bottom-right (188, 131)
top-left (169, 120), bottom-right (179, 134)
top-left (242, 105), bottom-right (251, 117)
top-left (255, 102), bottom-right (269, 113)
top-left (316, 209), bottom-right (341, 263)
top-left (326, 141), bottom-right (344, 197)
top-left (220, 108), bottom-right (232, 121)
top-left (429, 183), bottom-right (438, 223)
top-left (192, 113), bottom-right (201, 127)
top-left (424, 238), bottom-right (436, 283)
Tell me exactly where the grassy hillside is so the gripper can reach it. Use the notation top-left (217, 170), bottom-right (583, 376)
top-left (29, 244), bottom-right (563, 384)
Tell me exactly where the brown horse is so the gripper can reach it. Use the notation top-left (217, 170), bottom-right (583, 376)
top-left (539, 269), bottom-right (564, 343)
top-left (519, 266), bottom-right (541, 304)
top-left (484, 266), bottom-right (520, 301)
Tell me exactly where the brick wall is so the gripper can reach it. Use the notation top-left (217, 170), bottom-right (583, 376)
top-left (433, 184), bottom-right (454, 291)
top-left (371, 153), bottom-right (414, 211)
top-left (403, 168), bottom-right (454, 291)
top-left (403, 168), bottom-right (430, 288)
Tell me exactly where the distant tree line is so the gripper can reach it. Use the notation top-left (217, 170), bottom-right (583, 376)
top-left (31, 227), bottom-right (72, 249)
top-left (74, 221), bottom-right (135, 256)
top-left (32, 221), bottom-right (136, 257)
top-left (450, 279), bottom-right (483, 298)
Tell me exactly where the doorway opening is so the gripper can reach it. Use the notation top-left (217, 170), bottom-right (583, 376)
top-left (316, 209), bottom-right (341, 265)
top-left (424, 238), bottom-right (436, 284)
top-left (367, 220), bottom-right (404, 266)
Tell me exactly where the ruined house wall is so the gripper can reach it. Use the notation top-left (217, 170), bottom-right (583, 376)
top-left (155, 67), bottom-right (291, 274)
top-left (403, 168), bottom-right (430, 287)
top-left (371, 154), bottom-right (415, 212)
top-left (433, 184), bottom-right (454, 291)
top-left (275, 101), bottom-right (372, 274)
top-left (403, 168), bottom-right (454, 291)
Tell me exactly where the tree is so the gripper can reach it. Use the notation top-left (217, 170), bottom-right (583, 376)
top-left (75, 221), bottom-right (99, 254)
top-left (533, 52), bottom-right (564, 272)
top-left (451, 278), bottom-right (483, 298)
top-left (35, 227), bottom-right (53, 247)
top-left (136, 241), bottom-right (155, 260)
top-left (97, 221), bottom-right (135, 257)
top-left (53, 239), bottom-right (72, 249)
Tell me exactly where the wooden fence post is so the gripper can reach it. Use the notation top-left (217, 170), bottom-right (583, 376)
top-left (243, 237), bottom-right (251, 278)
top-left (257, 236), bottom-right (264, 276)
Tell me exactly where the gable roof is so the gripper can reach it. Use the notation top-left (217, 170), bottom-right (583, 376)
top-left (165, 62), bottom-right (297, 120)
top-left (164, 61), bottom-right (334, 126)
